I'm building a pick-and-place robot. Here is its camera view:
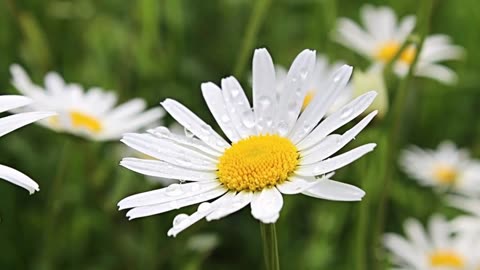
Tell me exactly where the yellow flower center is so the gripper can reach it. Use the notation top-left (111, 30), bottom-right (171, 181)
top-left (375, 41), bottom-right (417, 65)
top-left (217, 134), bottom-right (299, 192)
top-left (302, 90), bottom-right (315, 110)
top-left (48, 111), bottom-right (103, 133)
top-left (434, 165), bottom-right (458, 184)
top-left (429, 251), bottom-right (464, 268)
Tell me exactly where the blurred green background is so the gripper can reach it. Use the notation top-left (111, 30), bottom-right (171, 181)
top-left (1, 0), bottom-right (479, 269)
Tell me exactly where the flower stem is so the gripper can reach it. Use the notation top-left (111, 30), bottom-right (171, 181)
top-left (260, 222), bottom-right (280, 270)
top-left (233, 0), bottom-right (272, 78)
top-left (374, 0), bottom-right (434, 268)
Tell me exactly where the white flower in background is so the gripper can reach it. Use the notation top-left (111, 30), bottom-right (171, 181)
top-left (351, 68), bottom-right (388, 118)
top-left (10, 64), bottom-right (164, 141)
top-left (448, 196), bottom-right (480, 238)
top-left (0, 95), bottom-right (55, 194)
top-left (275, 55), bottom-right (352, 115)
top-left (384, 215), bottom-right (480, 270)
top-left (335, 5), bottom-right (464, 84)
top-left (118, 48), bottom-right (377, 237)
top-left (400, 141), bottom-right (480, 196)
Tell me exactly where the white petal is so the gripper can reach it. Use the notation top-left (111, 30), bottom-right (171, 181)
top-left (395, 15), bottom-right (416, 42)
top-left (108, 98), bottom-right (146, 119)
top-left (296, 143), bottom-right (376, 176)
top-left (0, 111), bottom-right (56, 137)
top-left (250, 187), bottom-right (283, 223)
top-left (252, 48), bottom-right (277, 134)
top-left (335, 18), bottom-right (376, 58)
top-left (289, 65), bottom-right (353, 143)
top-left (206, 191), bottom-right (253, 221)
top-left (121, 133), bottom-right (217, 170)
top-left (414, 64), bottom-right (458, 85)
top-left (301, 111), bottom-right (378, 164)
top-left (383, 233), bottom-right (423, 268)
top-left (277, 174), bottom-right (326, 195)
top-left (302, 179), bottom-right (365, 201)
top-left (147, 126), bottom-right (222, 157)
top-left (118, 181), bottom-right (220, 210)
top-left (126, 186), bottom-right (227, 220)
top-left (298, 91), bottom-right (377, 151)
top-left (221, 76), bottom-right (256, 138)
top-left (44, 72), bottom-right (66, 95)
top-left (10, 64), bottom-right (47, 99)
top-left (404, 218), bottom-right (431, 251)
top-left (120, 158), bottom-right (217, 181)
top-left (167, 193), bottom-right (230, 237)
top-left (0, 95), bottom-right (32, 113)
top-left (100, 108), bottom-right (165, 141)
top-left (275, 49), bottom-right (316, 136)
top-left (428, 215), bottom-right (449, 248)
top-left (0, 164), bottom-right (39, 194)
top-left (201, 82), bottom-right (240, 142)
top-left (161, 99), bottom-right (230, 151)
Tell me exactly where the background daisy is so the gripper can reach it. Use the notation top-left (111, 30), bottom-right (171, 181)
top-left (10, 64), bottom-right (165, 141)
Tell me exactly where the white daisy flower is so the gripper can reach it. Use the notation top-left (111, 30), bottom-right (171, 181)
top-left (9, 64), bottom-right (165, 141)
top-left (118, 48), bottom-right (378, 237)
top-left (0, 95), bottom-right (55, 194)
top-left (400, 141), bottom-right (480, 196)
top-left (335, 5), bottom-right (463, 84)
top-left (384, 215), bottom-right (480, 270)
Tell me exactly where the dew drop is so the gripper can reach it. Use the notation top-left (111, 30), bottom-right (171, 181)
top-left (172, 213), bottom-right (189, 227)
top-left (258, 96), bottom-right (271, 108)
top-left (340, 107), bottom-right (353, 119)
top-left (184, 127), bottom-right (194, 138)
top-left (277, 121), bottom-right (289, 135)
top-left (299, 68), bottom-right (309, 79)
top-left (333, 75), bottom-right (341, 82)
top-left (242, 111), bottom-right (255, 128)
top-left (197, 202), bottom-right (212, 213)
top-left (231, 87), bottom-right (240, 98)
top-left (221, 115), bottom-right (230, 123)
top-left (165, 183), bottom-right (184, 196)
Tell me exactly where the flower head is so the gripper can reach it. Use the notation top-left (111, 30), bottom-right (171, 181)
top-left (384, 215), bottom-right (480, 270)
top-left (10, 64), bottom-right (164, 141)
top-left (335, 5), bottom-right (463, 84)
top-left (0, 95), bottom-right (55, 194)
top-left (400, 141), bottom-right (480, 196)
top-left (118, 48), bottom-right (377, 236)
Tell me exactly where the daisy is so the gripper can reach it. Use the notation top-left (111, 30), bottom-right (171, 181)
top-left (448, 196), bottom-right (480, 238)
top-left (118, 48), bottom-right (378, 236)
top-left (384, 215), bottom-right (480, 269)
top-left (335, 5), bottom-right (464, 84)
top-left (10, 64), bottom-right (165, 141)
top-left (400, 141), bottom-right (480, 196)
top-left (0, 95), bottom-right (55, 193)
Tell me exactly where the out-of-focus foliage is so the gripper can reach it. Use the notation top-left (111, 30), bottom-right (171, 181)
top-left (0, 0), bottom-right (479, 269)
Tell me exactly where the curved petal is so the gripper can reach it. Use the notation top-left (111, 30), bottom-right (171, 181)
top-left (289, 65), bottom-right (353, 143)
top-left (221, 76), bottom-right (256, 138)
top-left (120, 158), bottom-right (217, 181)
top-left (250, 187), bottom-right (283, 223)
top-left (206, 191), bottom-right (253, 221)
top-left (0, 111), bottom-right (56, 137)
top-left (301, 111), bottom-right (378, 164)
top-left (161, 99), bottom-right (230, 152)
top-left (107, 98), bottom-right (147, 119)
top-left (44, 72), bottom-right (66, 95)
top-left (0, 95), bottom-right (32, 113)
top-left (201, 82), bottom-right (240, 142)
top-left (277, 174), bottom-right (329, 195)
top-left (252, 48), bottom-right (277, 134)
top-left (275, 49), bottom-right (316, 136)
top-left (301, 179), bottom-right (365, 201)
top-left (0, 164), bottom-right (39, 194)
top-left (167, 192), bottom-right (231, 237)
top-left (296, 143), bottom-right (376, 176)
top-left (298, 91), bottom-right (377, 151)
top-left (118, 181), bottom-right (220, 210)
top-left (126, 186), bottom-right (227, 220)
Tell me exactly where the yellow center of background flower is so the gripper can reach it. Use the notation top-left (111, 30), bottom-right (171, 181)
top-left (217, 134), bottom-right (299, 191)
top-left (375, 41), bottom-right (417, 65)
top-left (434, 165), bottom-right (458, 184)
top-left (48, 111), bottom-right (103, 133)
top-left (302, 90), bottom-right (315, 110)
top-left (429, 251), bottom-right (464, 268)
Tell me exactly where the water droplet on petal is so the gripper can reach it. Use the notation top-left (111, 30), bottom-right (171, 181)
top-left (197, 202), bottom-right (212, 213)
top-left (340, 107), bottom-right (353, 119)
top-left (259, 96), bottom-right (271, 109)
top-left (242, 111), bottom-right (255, 128)
top-left (231, 87), bottom-right (240, 98)
top-left (277, 121), bottom-right (289, 136)
top-left (184, 127), bottom-right (194, 138)
top-left (221, 115), bottom-right (230, 123)
top-left (165, 183), bottom-right (184, 196)
top-left (173, 213), bottom-right (189, 227)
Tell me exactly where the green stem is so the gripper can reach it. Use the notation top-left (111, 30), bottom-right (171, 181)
top-left (233, 0), bottom-right (272, 78)
top-left (374, 0), bottom-right (434, 268)
top-left (39, 138), bottom-right (71, 269)
top-left (260, 222), bottom-right (280, 270)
